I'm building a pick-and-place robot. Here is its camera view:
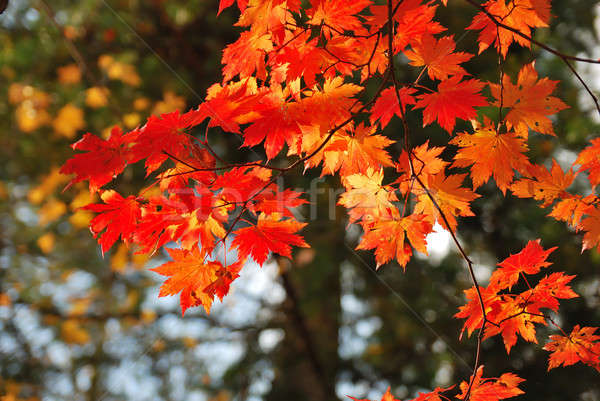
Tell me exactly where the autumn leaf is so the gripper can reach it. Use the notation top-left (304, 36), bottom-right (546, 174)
top-left (488, 239), bottom-right (556, 291)
top-left (457, 366), bottom-right (524, 401)
top-left (241, 87), bottom-right (303, 159)
top-left (338, 168), bottom-right (398, 224)
top-left (575, 137), bottom-right (600, 188)
top-left (83, 190), bottom-right (142, 253)
top-left (198, 78), bottom-right (267, 134)
top-left (370, 86), bottom-right (417, 129)
top-left (405, 34), bottom-right (473, 80)
top-left (580, 206), bottom-right (600, 252)
top-left (356, 214), bottom-right (433, 268)
top-left (413, 172), bottom-right (481, 232)
top-left (395, 141), bottom-right (448, 195)
top-left (232, 214), bottom-right (308, 266)
top-left (252, 188), bottom-right (308, 217)
top-left (484, 295), bottom-right (544, 353)
top-left (450, 122), bottom-right (530, 194)
top-left (510, 160), bottom-right (575, 207)
top-left (307, 0), bottom-right (371, 37)
top-left (468, 0), bottom-right (551, 57)
top-left (309, 123), bottom-right (395, 177)
top-left (150, 247), bottom-right (224, 314)
top-left (222, 30), bottom-right (273, 82)
top-left (455, 285), bottom-right (502, 339)
top-left (490, 62), bottom-right (567, 137)
top-left (544, 325), bottom-right (600, 371)
top-left (217, 0), bottom-right (248, 15)
top-left (548, 195), bottom-right (595, 229)
top-left (60, 127), bottom-right (139, 193)
top-left (415, 76), bottom-right (488, 133)
top-left (129, 109), bottom-right (208, 174)
top-left (409, 386), bottom-right (454, 401)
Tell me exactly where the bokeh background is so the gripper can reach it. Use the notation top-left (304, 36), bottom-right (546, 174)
top-left (1, 1), bottom-right (600, 400)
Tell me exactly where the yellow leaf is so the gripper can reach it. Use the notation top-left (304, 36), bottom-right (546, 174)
top-left (68, 298), bottom-right (92, 317)
top-left (15, 102), bottom-right (50, 133)
top-left (131, 250), bottom-right (151, 269)
top-left (133, 97), bottom-right (150, 110)
top-left (28, 167), bottom-right (68, 205)
top-left (57, 64), bottom-right (81, 84)
top-left (37, 232), bottom-right (55, 254)
top-left (61, 319), bottom-right (90, 345)
top-left (105, 60), bottom-right (141, 86)
top-left (38, 199), bottom-right (67, 225)
top-left (53, 104), bottom-right (85, 139)
top-left (69, 210), bottom-right (94, 229)
top-left (152, 91), bottom-right (186, 115)
top-left (141, 309), bottom-right (156, 324)
top-left (85, 86), bottom-right (109, 108)
top-left (123, 112), bottom-right (141, 128)
top-left (110, 243), bottom-right (129, 272)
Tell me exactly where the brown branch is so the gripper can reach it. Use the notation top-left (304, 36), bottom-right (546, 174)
top-left (385, 1), bottom-right (488, 399)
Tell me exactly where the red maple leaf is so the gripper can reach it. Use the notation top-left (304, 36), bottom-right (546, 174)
top-left (488, 239), bottom-right (556, 291)
top-left (232, 214), bottom-right (309, 265)
top-left (83, 190), bottom-right (142, 254)
top-left (415, 76), bottom-right (488, 133)
top-left (60, 127), bottom-right (139, 193)
top-left (370, 86), bottom-right (417, 129)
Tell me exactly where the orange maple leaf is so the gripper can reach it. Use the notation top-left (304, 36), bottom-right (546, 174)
top-left (356, 214), bottom-right (433, 268)
top-left (457, 366), bottom-right (524, 401)
top-left (544, 325), bottom-right (600, 371)
top-left (60, 127), bottom-right (139, 193)
top-left (150, 247), bottom-right (224, 315)
top-left (451, 122), bottom-right (530, 194)
top-left (510, 160), bottom-right (575, 207)
top-left (484, 295), bottom-right (544, 352)
top-left (405, 34), bottom-right (473, 81)
top-left (468, 0), bottom-right (551, 57)
top-left (242, 87), bottom-right (303, 159)
top-left (199, 78), bottom-right (267, 133)
top-left (580, 206), bottom-right (600, 252)
top-left (576, 137), bottom-right (600, 188)
top-left (222, 30), bottom-right (273, 82)
top-left (395, 141), bottom-right (449, 196)
top-left (409, 386), bottom-right (454, 401)
top-left (548, 194), bottom-right (595, 229)
top-left (413, 173), bottom-right (481, 231)
top-left (490, 62), bottom-right (567, 137)
top-left (338, 168), bottom-right (398, 224)
top-left (311, 123), bottom-right (395, 177)
top-left (307, 0), bottom-right (371, 37)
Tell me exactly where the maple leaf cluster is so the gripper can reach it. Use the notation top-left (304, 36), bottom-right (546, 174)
top-left (59, 0), bottom-right (600, 397)
top-left (348, 365), bottom-right (523, 401)
top-left (457, 240), bottom-right (600, 371)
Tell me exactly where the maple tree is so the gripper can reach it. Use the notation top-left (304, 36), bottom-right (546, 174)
top-left (50, 0), bottom-right (600, 399)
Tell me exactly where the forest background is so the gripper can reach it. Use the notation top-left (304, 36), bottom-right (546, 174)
top-left (0, 1), bottom-right (600, 401)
